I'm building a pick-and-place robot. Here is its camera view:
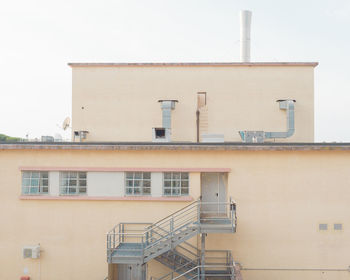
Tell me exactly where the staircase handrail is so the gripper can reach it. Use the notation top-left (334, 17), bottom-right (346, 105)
top-left (171, 265), bottom-right (235, 280)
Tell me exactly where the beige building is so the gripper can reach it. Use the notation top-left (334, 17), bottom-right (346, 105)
top-left (2, 61), bottom-right (350, 280)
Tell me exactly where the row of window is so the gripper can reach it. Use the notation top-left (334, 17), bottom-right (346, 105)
top-left (22, 171), bottom-right (189, 196)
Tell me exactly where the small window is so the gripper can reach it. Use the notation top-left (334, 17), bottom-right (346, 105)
top-left (60, 172), bottom-right (87, 195)
top-left (22, 171), bottom-right (49, 195)
top-left (163, 172), bottom-right (189, 196)
top-left (155, 128), bottom-right (166, 139)
top-left (319, 223), bottom-right (328, 231)
top-left (125, 172), bottom-right (151, 196)
top-left (197, 92), bottom-right (206, 109)
top-left (334, 223), bottom-right (342, 230)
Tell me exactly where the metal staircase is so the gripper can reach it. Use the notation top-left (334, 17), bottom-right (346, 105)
top-left (153, 245), bottom-right (236, 280)
top-left (107, 199), bottom-right (236, 279)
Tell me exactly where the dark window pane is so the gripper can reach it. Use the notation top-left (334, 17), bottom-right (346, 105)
top-left (41, 172), bottom-right (49, 179)
top-left (79, 180), bottom-right (87, 187)
top-left (70, 179), bottom-right (77, 186)
top-left (134, 187), bottom-right (141, 195)
top-left (164, 181), bottom-right (171, 188)
top-left (143, 180), bottom-right (151, 188)
top-left (79, 187), bottom-right (87, 194)
top-left (134, 180), bottom-right (141, 187)
top-left (42, 187), bottom-right (49, 193)
top-left (126, 187), bottom-right (133, 194)
top-left (164, 188), bottom-right (171, 195)
top-left (172, 188), bottom-right (180, 195)
top-left (42, 179), bottom-right (49, 186)
top-left (69, 187), bottom-right (76, 194)
top-left (126, 180), bottom-right (133, 187)
top-left (126, 172), bottom-right (134, 179)
top-left (134, 172), bottom-right (142, 179)
top-left (181, 181), bottom-right (189, 189)
top-left (143, 172), bottom-right (151, 180)
top-left (181, 173), bottom-right (189, 180)
top-left (181, 188), bottom-right (189, 195)
top-left (78, 172), bottom-right (86, 179)
top-left (164, 173), bottom-right (171, 180)
top-left (143, 188), bottom-right (151, 195)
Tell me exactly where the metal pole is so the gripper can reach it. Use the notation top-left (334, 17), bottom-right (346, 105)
top-left (200, 233), bottom-right (206, 280)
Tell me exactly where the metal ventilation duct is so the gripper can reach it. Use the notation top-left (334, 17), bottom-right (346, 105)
top-left (160, 100), bottom-right (177, 129)
top-left (152, 100), bottom-right (178, 142)
top-left (239, 99), bottom-right (296, 142)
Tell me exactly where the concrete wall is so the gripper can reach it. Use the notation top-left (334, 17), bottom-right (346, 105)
top-left (71, 65), bottom-right (315, 142)
top-left (1, 148), bottom-right (349, 280)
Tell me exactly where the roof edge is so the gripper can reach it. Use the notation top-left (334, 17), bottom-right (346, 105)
top-left (68, 62), bottom-right (319, 68)
top-left (0, 142), bottom-right (349, 151)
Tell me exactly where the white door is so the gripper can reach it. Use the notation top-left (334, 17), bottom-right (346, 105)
top-left (201, 173), bottom-right (227, 216)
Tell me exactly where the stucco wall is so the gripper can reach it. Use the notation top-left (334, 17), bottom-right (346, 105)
top-left (71, 65), bottom-right (315, 142)
top-left (0, 148), bottom-right (348, 280)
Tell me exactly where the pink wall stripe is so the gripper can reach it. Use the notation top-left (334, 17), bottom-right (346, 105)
top-left (19, 195), bottom-right (194, 202)
top-left (18, 166), bottom-right (231, 172)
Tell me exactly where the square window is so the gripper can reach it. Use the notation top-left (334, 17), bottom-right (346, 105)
top-left (125, 172), bottom-right (152, 196)
top-left (60, 172), bottom-right (87, 195)
top-left (22, 171), bottom-right (49, 195)
top-left (163, 172), bottom-right (189, 197)
top-left (334, 223), bottom-right (342, 230)
top-left (319, 224), bottom-right (328, 231)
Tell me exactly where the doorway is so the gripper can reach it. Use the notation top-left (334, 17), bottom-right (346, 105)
top-left (201, 173), bottom-right (227, 217)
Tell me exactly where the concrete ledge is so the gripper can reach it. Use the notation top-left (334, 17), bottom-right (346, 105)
top-left (19, 195), bottom-right (194, 202)
top-left (3, 142), bottom-right (350, 151)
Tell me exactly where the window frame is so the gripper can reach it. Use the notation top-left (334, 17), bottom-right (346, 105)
top-left (163, 172), bottom-right (189, 196)
top-left (22, 171), bottom-right (49, 195)
top-left (59, 171), bottom-right (87, 196)
top-left (125, 172), bottom-right (151, 196)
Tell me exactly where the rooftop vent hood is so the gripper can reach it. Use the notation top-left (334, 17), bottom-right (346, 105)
top-left (239, 99), bottom-right (295, 143)
top-left (152, 100), bottom-right (178, 142)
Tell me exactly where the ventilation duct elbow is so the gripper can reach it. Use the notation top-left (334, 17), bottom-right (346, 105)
top-left (239, 99), bottom-right (296, 143)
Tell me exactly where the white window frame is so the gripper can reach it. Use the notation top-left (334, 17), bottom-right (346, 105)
top-left (59, 172), bottom-right (87, 195)
top-left (125, 172), bottom-right (151, 196)
top-left (163, 172), bottom-right (189, 196)
top-left (22, 171), bottom-right (49, 195)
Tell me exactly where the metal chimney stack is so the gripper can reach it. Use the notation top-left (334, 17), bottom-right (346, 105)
top-left (240, 10), bottom-right (252, 62)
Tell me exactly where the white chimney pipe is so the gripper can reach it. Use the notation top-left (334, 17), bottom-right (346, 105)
top-left (240, 10), bottom-right (252, 62)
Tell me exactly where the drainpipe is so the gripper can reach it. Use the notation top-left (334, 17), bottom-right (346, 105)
top-left (196, 110), bottom-right (200, 142)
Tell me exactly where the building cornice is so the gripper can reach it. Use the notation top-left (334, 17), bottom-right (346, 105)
top-left (68, 62), bottom-right (318, 68)
top-left (1, 142), bottom-right (350, 151)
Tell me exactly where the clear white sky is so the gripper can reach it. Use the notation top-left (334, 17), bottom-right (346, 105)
top-left (1, 0), bottom-right (349, 141)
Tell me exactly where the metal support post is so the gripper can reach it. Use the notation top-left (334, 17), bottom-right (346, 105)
top-left (200, 233), bottom-right (206, 280)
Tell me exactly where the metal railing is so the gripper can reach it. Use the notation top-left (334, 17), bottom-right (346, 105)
top-left (153, 249), bottom-right (235, 280)
top-left (107, 199), bottom-right (236, 263)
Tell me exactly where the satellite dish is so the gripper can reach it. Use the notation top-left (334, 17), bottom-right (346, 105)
top-left (62, 117), bottom-right (71, 130)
